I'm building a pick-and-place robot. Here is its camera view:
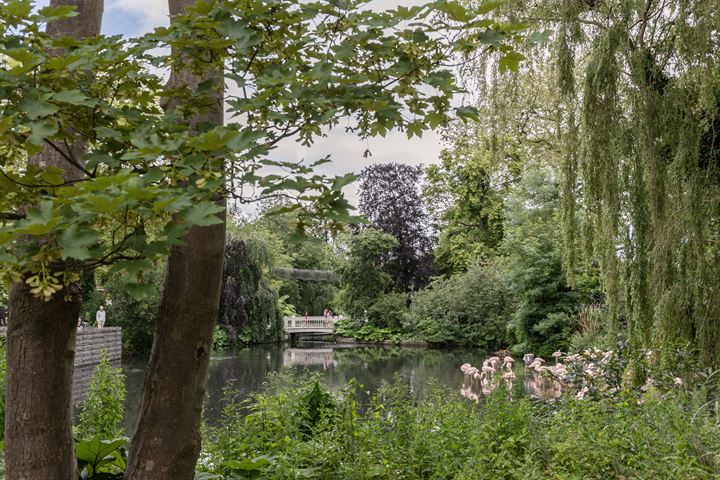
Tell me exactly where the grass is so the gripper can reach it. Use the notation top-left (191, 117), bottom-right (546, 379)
top-left (199, 373), bottom-right (720, 479)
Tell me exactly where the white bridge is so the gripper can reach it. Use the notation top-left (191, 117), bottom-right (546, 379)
top-left (284, 316), bottom-right (340, 335)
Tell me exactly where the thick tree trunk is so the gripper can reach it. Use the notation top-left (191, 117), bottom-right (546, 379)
top-left (125, 1), bottom-right (226, 478)
top-left (5, 283), bottom-right (82, 480)
top-left (5, 2), bottom-right (103, 479)
top-left (125, 218), bottom-right (226, 479)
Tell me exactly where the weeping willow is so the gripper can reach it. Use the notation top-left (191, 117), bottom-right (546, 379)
top-left (544, 0), bottom-right (720, 365)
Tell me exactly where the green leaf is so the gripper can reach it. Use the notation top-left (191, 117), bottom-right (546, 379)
top-left (331, 173), bottom-right (358, 191)
top-left (5, 0), bottom-right (32, 18)
top-left (476, 29), bottom-right (506, 46)
top-left (28, 119), bottom-right (58, 145)
top-left (181, 202), bottom-right (225, 227)
top-left (17, 200), bottom-right (56, 235)
top-left (75, 437), bottom-right (128, 468)
top-left (53, 89), bottom-right (95, 107)
top-left (528, 29), bottom-right (552, 44)
top-left (20, 94), bottom-right (59, 120)
top-left (455, 105), bottom-right (479, 122)
top-left (37, 4), bottom-right (79, 22)
top-left (499, 51), bottom-right (526, 73)
top-left (57, 224), bottom-right (99, 260)
top-left (477, 0), bottom-right (506, 14)
top-left (0, 115), bottom-right (15, 134)
top-left (435, 1), bottom-right (472, 21)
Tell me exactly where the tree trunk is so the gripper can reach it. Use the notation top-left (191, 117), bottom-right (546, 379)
top-left (125, 1), bottom-right (226, 478)
top-left (5, 2), bottom-right (103, 478)
top-left (5, 283), bottom-right (82, 480)
top-left (124, 218), bottom-right (226, 480)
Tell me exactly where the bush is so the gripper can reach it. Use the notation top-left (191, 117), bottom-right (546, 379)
top-left (199, 374), bottom-right (720, 479)
top-left (407, 261), bottom-right (511, 349)
top-left (333, 318), bottom-right (405, 343)
top-left (212, 326), bottom-right (231, 351)
top-left (366, 292), bottom-right (407, 330)
top-left (75, 350), bottom-right (126, 440)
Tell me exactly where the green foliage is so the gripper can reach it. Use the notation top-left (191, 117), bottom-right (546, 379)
top-left (263, 210), bottom-right (339, 316)
top-left (366, 292), bottom-right (407, 330)
top-left (81, 267), bottom-right (162, 355)
top-left (424, 132), bottom-right (508, 275)
top-left (333, 319), bottom-right (406, 344)
top-left (336, 229), bottom-right (398, 321)
top-left (75, 436), bottom-right (128, 480)
top-left (218, 230), bottom-right (284, 346)
top-left (200, 374), bottom-right (720, 479)
top-left (500, 0), bottom-right (720, 366)
top-left (75, 351), bottom-right (126, 441)
top-left (407, 261), bottom-right (511, 348)
top-left (212, 326), bottom-right (232, 351)
top-left (0, 0), bottom-right (524, 302)
top-left (502, 164), bottom-right (581, 356)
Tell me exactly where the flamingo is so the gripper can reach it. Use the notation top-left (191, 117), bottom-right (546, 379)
top-left (523, 353), bottom-right (535, 367)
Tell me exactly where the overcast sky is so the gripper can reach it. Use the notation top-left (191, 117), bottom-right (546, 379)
top-left (39, 0), bottom-right (448, 209)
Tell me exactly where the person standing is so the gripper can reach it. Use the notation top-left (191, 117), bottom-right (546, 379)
top-left (96, 306), bottom-right (106, 328)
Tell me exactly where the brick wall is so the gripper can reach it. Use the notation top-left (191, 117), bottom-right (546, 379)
top-left (0, 326), bottom-right (123, 403)
top-left (72, 327), bottom-right (123, 403)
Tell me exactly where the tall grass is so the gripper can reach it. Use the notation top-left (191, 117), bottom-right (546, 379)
top-left (200, 373), bottom-right (720, 479)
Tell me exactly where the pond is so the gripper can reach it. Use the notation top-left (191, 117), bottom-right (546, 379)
top-left (120, 341), bottom-right (537, 432)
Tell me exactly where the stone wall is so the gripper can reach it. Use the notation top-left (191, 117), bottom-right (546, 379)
top-left (74, 327), bottom-right (122, 367)
top-left (72, 327), bottom-right (122, 403)
top-left (0, 326), bottom-right (123, 403)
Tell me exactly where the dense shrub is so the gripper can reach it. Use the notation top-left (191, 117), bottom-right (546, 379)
top-left (366, 291), bottom-right (407, 330)
top-left (200, 374), bottom-right (720, 479)
top-left (407, 261), bottom-right (511, 349)
top-left (212, 326), bottom-right (232, 351)
top-left (333, 319), bottom-right (406, 343)
top-left (75, 351), bottom-right (126, 440)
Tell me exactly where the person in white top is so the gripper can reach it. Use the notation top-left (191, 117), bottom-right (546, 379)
top-left (96, 306), bottom-right (106, 328)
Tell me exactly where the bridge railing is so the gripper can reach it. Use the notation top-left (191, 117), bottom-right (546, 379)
top-left (284, 316), bottom-right (342, 329)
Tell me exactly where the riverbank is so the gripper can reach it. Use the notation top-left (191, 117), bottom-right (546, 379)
top-left (334, 335), bottom-right (428, 347)
top-left (199, 374), bottom-right (720, 479)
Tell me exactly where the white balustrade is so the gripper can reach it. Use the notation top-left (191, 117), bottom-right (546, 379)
top-left (283, 316), bottom-right (341, 332)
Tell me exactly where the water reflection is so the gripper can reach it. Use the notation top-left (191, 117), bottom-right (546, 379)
top-left (121, 342), bottom-right (495, 432)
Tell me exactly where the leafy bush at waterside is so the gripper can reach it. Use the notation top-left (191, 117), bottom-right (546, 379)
top-left (333, 318), bottom-right (406, 343)
top-left (407, 261), bottom-right (512, 349)
top-left (199, 374), bottom-right (720, 480)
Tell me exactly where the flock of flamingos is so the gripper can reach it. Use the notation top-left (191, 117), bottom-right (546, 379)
top-left (459, 349), bottom-right (621, 401)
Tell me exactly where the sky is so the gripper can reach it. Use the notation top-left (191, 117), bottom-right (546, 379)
top-left (38, 0), bottom-right (448, 209)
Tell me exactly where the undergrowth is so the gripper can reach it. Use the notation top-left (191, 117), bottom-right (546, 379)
top-left (199, 373), bottom-right (720, 479)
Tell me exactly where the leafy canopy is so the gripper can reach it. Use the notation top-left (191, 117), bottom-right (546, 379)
top-left (0, 0), bottom-right (524, 299)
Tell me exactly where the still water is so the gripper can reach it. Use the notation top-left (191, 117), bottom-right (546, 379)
top-left (120, 342), bottom-right (498, 432)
